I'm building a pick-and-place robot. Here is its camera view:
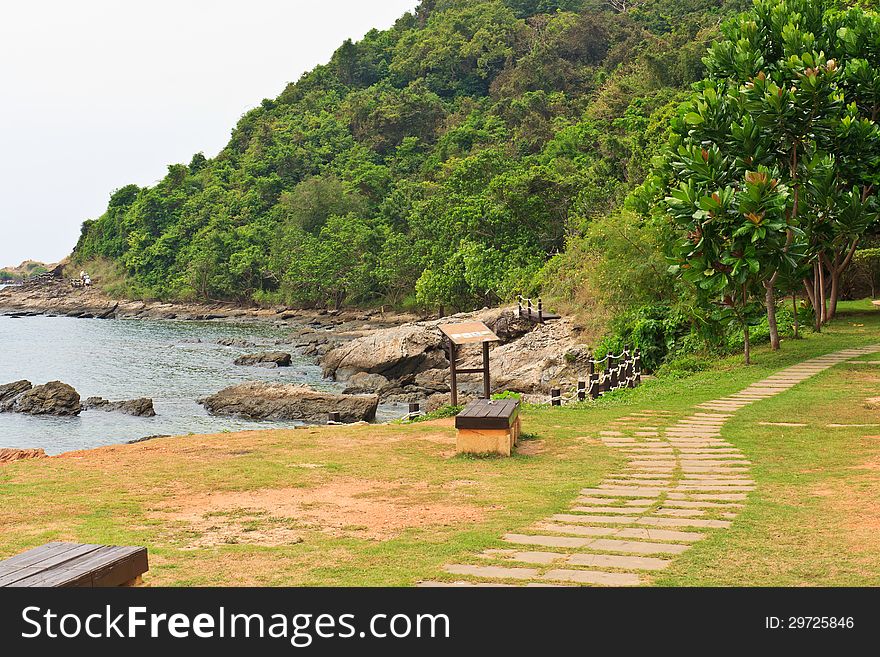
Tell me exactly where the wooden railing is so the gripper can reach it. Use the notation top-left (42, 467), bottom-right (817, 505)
top-left (550, 347), bottom-right (642, 405)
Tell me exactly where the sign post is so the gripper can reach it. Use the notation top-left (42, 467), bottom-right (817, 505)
top-left (438, 322), bottom-right (500, 406)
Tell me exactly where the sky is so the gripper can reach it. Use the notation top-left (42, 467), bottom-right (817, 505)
top-left (0, 0), bottom-right (419, 268)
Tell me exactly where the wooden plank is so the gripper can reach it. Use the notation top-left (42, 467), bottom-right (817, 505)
top-left (438, 322), bottom-right (500, 345)
top-left (1, 543), bottom-right (148, 588)
top-left (0, 543), bottom-right (105, 587)
top-left (22, 546), bottom-right (133, 587)
top-left (27, 546), bottom-right (147, 588)
top-left (455, 400), bottom-right (518, 430)
top-left (0, 542), bottom-right (79, 570)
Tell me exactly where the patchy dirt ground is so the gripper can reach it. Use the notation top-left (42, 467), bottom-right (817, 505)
top-left (150, 477), bottom-right (488, 546)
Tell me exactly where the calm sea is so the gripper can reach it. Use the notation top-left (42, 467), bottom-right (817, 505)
top-left (0, 315), bottom-right (397, 454)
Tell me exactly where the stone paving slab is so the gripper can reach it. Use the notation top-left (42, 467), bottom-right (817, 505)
top-left (664, 500), bottom-right (744, 509)
top-left (564, 506), bottom-right (652, 515)
top-left (418, 581), bottom-right (519, 587)
top-left (585, 538), bottom-right (690, 555)
top-left (585, 487), bottom-right (668, 496)
top-left (566, 553), bottom-right (671, 570)
top-left (535, 523), bottom-right (618, 538)
top-left (667, 492), bottom-right (748, 501)
top-left (445, 564), bottom-right (539, 580)
top-left (543, 569), bottom-right (641, 586)
top-left (636, 517), bottom-right (731, 529)
top-left (504, 533), bottom-right (591, 548)
top-left (576, 497), bottom-right (654, 506)
top-left (564, 513), bottom-right (640, 524)
top-left (656, 508), bottom-right (706, 517)
top-left (482, 550), bottom-right (564, 565)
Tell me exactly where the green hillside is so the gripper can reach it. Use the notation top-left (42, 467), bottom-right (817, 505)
top-left (73, 0), bottom-right (745, 312)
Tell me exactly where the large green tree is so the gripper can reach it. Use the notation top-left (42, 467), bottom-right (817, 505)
top-left (659, 0), bottom-right (880, 354)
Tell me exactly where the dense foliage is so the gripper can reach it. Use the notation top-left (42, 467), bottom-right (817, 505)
top-left (645, 0), bottom-right (880, 361)
top-left (74, 0), bottom-right (743, 310)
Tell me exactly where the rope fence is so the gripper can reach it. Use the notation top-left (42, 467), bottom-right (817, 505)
top-left (550, 346), bottom-right (642, 406)
top-left (517, 295), bottom-right (545, 323)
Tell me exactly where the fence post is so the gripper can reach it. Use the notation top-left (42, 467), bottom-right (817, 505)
top-left (589, 372), bottom-right (599, 399)
top-left (517, 296), bottom-right (522, 317)
top-left (607, 352), bottom-right (616, 389)
top-left (538, 298), bottom-right (544, 323)
top-left (328, 412), bottom-right (340, 424)
top-left (551, 388), bottom-right (561, 407)
top-left (634, 348), bottom-right (642, 385)
top-left (577, 380), bottom-right (586, 402)
top-left (408, 402), bottom-right (420, 418)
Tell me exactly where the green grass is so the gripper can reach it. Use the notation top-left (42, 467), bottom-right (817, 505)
top-left (1, 299), bottom-right (879, 585)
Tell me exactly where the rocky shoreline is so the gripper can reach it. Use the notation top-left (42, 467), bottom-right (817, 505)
top-left (1, 278), bottom-right (590, 426)
top-left (0, 277), bottom-right (419, 329)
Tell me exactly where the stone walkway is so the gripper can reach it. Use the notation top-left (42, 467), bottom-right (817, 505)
top-left (419, 346), bottom-right (880, 587)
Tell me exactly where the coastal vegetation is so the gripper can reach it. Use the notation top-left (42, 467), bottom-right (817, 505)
top-left (0, 261), bottom-right (49, 283)
top-left (72, 0), bottom-right (738, 312)
top-left (70, 0), bottom-right (880, 371)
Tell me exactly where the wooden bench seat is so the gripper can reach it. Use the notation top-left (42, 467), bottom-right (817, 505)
top-left (455, 399), bottom-right (521, 456)
top-left (0, 542), bottom-right (148, 587)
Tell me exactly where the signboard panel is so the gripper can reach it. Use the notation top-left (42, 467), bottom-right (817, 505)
top-left (438, 321), bottom-right (500, 345)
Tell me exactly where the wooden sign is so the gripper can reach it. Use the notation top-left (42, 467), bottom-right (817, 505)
top-left (438, 322), bottom-right (499, 345)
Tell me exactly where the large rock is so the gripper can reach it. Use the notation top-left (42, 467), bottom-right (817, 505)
top-left (479, 318), bottom-right (586, 394)
top-left (0, 380), bottom-right (32, 411)
top-left (0, 448), bottom-right (47, 464)
top-left (342, 372), bottom-right (392, 394)
top-left (322, 324), bottom-right (447, 381)
top-left (200, 383), bottom-right (378, 423)
top-left (234, 351), bottom-right (292, 367)
top-left (84, 396), bottom-right (156, 417)
top-left (12, 381), bottom-right (81, 416)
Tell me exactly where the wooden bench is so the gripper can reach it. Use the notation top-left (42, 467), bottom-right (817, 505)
top-left (455, 399), bottom-right (521, 456)
top-left (0, 542), bottom-right (148, 587)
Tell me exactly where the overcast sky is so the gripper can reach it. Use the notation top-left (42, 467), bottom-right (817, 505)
top-left (0, 0), bottom-right (418, 267)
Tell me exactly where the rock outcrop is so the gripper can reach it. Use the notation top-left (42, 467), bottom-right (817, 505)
top-left (342, 372), bottom-right (392, 394)
top-left (321, 323), bottom-right (447, 381)
top-left (320, 307), bottom-right (581, 399)
top-left (84, 396), bottom-right (156, 417)
top-left (0, 448), bottom-right (47, 464)
top-left (233, 351), bottom-right (293, 367)
top-left (10, 381), bottom-right (82, 416)
top-left (200, 383), bottom-right (378, 423)
top-left (0, 380), bottom-right (32, 411)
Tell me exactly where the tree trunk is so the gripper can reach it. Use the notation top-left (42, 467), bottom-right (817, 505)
top-left (828, 267), bottom-right (841, 321)
top-left (825, 240), bottom-right (859, 322)
top-left (765, 276), bottom-right (780, 350)
top-left (792, 294), bottom-right (799, 339)
top-left (818, 257), bottom-right (828, 325)
top-left (808, 265), bottom-right (821, 332)
top-left (743, 323), bottom-right (751, 365)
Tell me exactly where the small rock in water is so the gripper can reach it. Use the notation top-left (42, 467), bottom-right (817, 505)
top-left (218, 338), bottom-right (258, 348)
top-left (11, 381), bottom-right (81, 416)
top-left (84, 396), bottom-right (156, 417)
top-left (127, 434), bottom-right (170, 444)
top-left (234, 351), bottom-right (292, 367)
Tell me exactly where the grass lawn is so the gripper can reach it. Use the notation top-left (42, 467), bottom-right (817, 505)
top-left (1, 299), bottom-right (879, 586)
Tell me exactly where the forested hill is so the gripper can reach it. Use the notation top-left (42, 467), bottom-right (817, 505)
top-left (74, 0), bottom-right (745, 309)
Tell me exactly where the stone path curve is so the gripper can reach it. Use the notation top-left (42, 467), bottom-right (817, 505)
top-left (419, 345), bottom-right (880, 587)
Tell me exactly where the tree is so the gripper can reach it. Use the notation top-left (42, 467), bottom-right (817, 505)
top-left (697, 0), bottom-right (880, 332)
top-left (664, 161), bottom-right (792, 364)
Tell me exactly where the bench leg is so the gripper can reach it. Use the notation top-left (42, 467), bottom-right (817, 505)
top-left (121, 575), bottom-right (146, 587)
